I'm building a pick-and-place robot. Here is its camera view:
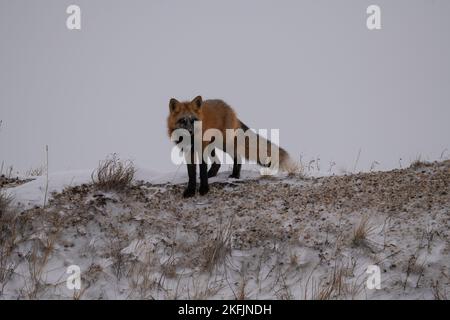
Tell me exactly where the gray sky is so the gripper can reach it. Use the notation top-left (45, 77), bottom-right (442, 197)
top-left (1, 0), bottom-right (449, 174)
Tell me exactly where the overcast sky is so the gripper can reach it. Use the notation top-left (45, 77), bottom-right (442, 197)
top-left (1, 0), bottom-right (449, 175)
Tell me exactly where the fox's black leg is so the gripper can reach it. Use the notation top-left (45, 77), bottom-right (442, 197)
top-left (199, 162), bottom-right (209, 195)
top-left (183, 150), bottom-right (196, 198)
top-left (183, 163), bottom-right (196, 198)
top-left (208, 163), bottom-right (221, 177)
top-left (229, 157), bottom-right (241, 179)
top-left (208, 149), bottom-right (221, 178)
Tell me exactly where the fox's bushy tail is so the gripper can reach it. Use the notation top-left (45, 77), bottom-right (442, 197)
top-left (237, 121), bottom-right (298, 173)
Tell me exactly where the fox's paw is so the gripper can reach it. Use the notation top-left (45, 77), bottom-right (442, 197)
top-left (183, 187), bottom-right (196, 198)
top-left (207, 171), bottom-right (218, 178)
top-left (199, 184), bottom-right (209, 195)
top-left (229, 174), bottom-right (240, 179)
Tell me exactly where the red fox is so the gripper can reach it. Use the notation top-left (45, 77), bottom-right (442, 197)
top-left (167, 96), bottom-right (294, 197)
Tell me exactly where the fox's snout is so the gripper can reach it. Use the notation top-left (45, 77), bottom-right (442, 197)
top-left (177, 116), bottom-right (199, 134)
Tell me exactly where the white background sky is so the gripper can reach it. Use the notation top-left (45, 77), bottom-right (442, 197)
top-left (1, 0), bottom-right (449, 175)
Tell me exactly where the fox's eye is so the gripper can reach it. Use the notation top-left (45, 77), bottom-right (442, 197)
top-left (178, 118), bottom-right (187, 125)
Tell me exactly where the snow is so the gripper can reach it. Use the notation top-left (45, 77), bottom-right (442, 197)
top-left (7, 165), bottom-right (266, 210)
top-left (1, 161), bottom-right (449, 300)
top-left (7, 170), bottom-right (92, 210)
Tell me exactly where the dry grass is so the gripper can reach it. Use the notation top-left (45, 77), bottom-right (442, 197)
top-left (25, 165), bottom-right (45, 177)
top-left (352, 215), bottom-right (376, 247)
top-left (312, 265), bottom-right (346, 300)
top-left (23, 210), bottom-right (62, 299)
top-left (237, 275), bottom-right (248, 300)
top-left (128, 255), bottom-right (158, 300)
top-left (201, 216), bottom-right (234, 273)
top-left (432, 281), bottom-right (448, 300)
top-left (0, 165), bottom-right (14, 179)
top-left (0, 197), bottom-right (19, 295)
top-left (91, 154), bottom-right (135, 191)
top-left (0, 202), bottom-right (65, 299)
top-left (409, 157), bottom-right (431, 170)
top-left (285, 160), bottom-right (306, 178)
top-left (303, 261), bottom-right (362, 300)
top-left (0, 191), bottom-right (12, 217)
top-left (274, 269), bottom-right (294, 300)
top-left (188, 275), bottom-right (224, 300)
top-left (403, 251), bottom-right (427, 290)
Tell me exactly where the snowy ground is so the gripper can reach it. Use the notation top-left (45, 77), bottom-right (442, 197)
top-left (0, 161), bottom-right (449, 299)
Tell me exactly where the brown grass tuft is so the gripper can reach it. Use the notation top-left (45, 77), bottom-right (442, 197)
top-left (91, 154), bottom-right (135, 191)
top-left (202, 216), bottom-right (234, 273)
top-left (409, 157), bottom-right (431, 170)
top-left (286, 161), bottom-right (306, 178)
top-left (352, 215), bottom-right (376, 247)
top-left (26, 165), bottom-right (45, 177)
top-left (0, 191), bottom-right (12, 217)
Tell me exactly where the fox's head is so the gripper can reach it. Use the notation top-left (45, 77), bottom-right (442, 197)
top-left (167, 96), bottom-right (203, 137)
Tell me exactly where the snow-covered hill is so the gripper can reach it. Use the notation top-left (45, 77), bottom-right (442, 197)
top-left (1, 161), bottom-right (449, 299)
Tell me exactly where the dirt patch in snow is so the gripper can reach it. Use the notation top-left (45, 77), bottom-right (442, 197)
top-left (0, 175), bottom-right (33, 189)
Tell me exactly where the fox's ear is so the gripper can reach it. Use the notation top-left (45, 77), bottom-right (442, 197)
top-left (192, 96), bottom-right (203, 109)
top-left (169, 98), bottom-right (180, 113)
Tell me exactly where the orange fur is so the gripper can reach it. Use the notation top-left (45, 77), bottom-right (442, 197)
top-left (167, 96), bottom-right (293, 171)
top-left (167, 98), bottom-right (239, 139)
